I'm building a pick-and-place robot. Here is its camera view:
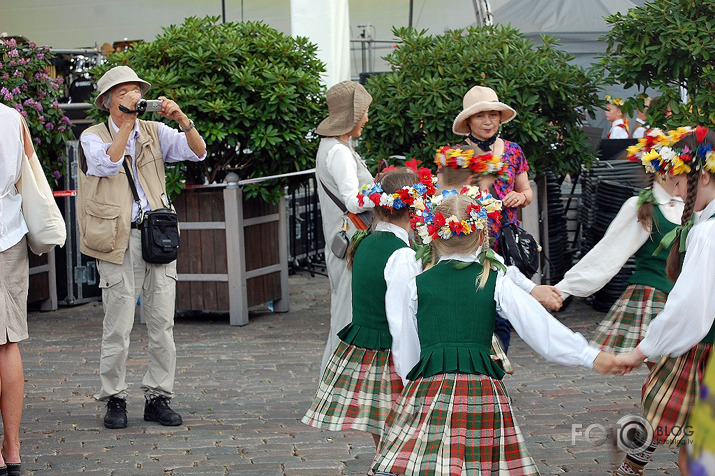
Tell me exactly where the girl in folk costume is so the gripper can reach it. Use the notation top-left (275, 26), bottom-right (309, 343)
top-left (606, 95), bottom-right (630, 139)
top-left (617, 126), bottom-right (715, 475)
top-left (302, 168), bottom-right (435, 448)
top-left (435, 145), bottom-right (562, 313)
top-left (432, 146), bottom-right (562, 373)
top-left (556, 129), bottom-right (686, 358)
top-left (371, 193), bottom-right (624, 476)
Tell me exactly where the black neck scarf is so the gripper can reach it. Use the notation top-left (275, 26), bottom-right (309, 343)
top-left (467, 132), bottom-right (498, 152)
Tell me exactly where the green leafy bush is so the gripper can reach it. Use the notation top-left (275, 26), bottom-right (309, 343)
top-left (1, 38), bottom-right (75, 188)
top-left (360, 26), bottom-right (605, 178)
top-left (601, 0), bottom-right (715, 127)
top-left (88, 16), bottom-right (325, 202)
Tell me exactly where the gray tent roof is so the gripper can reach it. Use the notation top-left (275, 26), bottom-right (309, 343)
top-left (493, 0), bottom-right (637, 35)
top-left (491, 0), bottom-right (638, 62)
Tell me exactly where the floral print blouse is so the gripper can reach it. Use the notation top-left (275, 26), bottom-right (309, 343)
top-left (490, 140), bottom-right (529, 251)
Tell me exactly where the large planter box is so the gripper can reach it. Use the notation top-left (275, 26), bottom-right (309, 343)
top-left (28, 249), bottom-right (58, 311)
top-left (172, 181), bottom-right (289, 325)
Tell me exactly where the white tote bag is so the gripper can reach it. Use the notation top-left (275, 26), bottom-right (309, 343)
top-left (14, 116), bottom-right (66, 255)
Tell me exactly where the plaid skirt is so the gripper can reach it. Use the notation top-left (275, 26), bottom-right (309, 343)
top-left (642, 342), bottom-right (712, 446)
top-left (370, 373), bottom-right (539, 476)
top-left (589, 284), bottom-right (667, 355)
top-left (302, 340), bottom-right (403, 435)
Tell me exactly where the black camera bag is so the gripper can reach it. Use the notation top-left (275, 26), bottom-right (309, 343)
top-left (139, 208), bottom-right (179, 264)
top-left (498, 222), bottom-right (540, 278)
top-left (122, 160), bottom-right (179, 264)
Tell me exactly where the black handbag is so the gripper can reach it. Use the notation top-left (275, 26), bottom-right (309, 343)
top-left (498, 222), bottom-right (541, 278)
top-left (123, 160), bottom-right (179, 264)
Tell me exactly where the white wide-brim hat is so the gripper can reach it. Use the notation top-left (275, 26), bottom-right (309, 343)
top-left (94, 65), bottom-right (151, 110)
top-left (316, 81), bottom-right (373, 137)
top-left (452, 85), bottom-right (517, 135)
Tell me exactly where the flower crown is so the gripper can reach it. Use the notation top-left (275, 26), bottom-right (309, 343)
top-left (356, 168), bottom-right (438, 212)
top-left (605, 94), bottom-right (624, 107)
top-left (626, 125), bottom-right (715, 175)
top-left (411, 189), bottom-right (502, 244)
top-left (434, 145), bottom-right (508, 177)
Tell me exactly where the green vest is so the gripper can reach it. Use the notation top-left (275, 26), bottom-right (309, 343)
top-left (407, 260), bottom-right (505, 381)
top-left (338, 232), bottom-right (409, 350)
top-left (627, 206), bottom-right (678, 294)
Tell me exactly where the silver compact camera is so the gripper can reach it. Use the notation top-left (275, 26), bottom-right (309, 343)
top-left (135, 99), bottom-right (163, 113)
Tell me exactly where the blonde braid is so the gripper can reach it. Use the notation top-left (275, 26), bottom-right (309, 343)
top-left (665, 171), bottom-right (699, 281)
top-left (637, 173), bottom-right (656, 231)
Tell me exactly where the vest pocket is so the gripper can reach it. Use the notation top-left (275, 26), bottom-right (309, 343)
top-left (83, 200), bottom-right (121, 253)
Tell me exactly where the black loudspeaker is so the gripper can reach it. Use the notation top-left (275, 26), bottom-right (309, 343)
top-left (54, 140), bottom-right (101, 306)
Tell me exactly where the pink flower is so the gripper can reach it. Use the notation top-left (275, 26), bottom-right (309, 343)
top-left (45, 122), bottom-right (54, 131)
top-left (13, 70), bottom-right (22, 77)
top-left (53, 170), bottom-right (61, 180)
top-left (33, 137), bottom-right (41, 145)
top-left (8, 49), bottom-right (19, 58)
top-left (2, 74), bottom-right (9, 80)
top-left (20, 110), bottom-right (27, 118)
top-left (37, 52), bottom-right (45, 60)
top-left (12, 87), bottom-right (20, 95)
top-left (60, 116), bottom-right (71, 124)
top-left (58, 125), bottom-right (66, 132)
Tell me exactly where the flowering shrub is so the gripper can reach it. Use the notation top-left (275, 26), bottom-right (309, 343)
top-left (1, 38), bottom-right (74, 188)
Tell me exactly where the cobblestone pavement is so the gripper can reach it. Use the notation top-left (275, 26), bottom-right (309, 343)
top-left (18, 271), bottom-right (680, 475)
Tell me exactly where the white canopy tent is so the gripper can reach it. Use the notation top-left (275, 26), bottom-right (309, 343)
top-left (290, 0), bottom-right (350, 88)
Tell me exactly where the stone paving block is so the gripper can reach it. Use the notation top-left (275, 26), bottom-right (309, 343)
top-left (18, 274), bottom-right (688, 475)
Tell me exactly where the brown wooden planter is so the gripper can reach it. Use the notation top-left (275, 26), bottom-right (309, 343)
top-left (171, 177), bottom-right (289, 325)
top-left (28, 248), bottom-right (58, 311)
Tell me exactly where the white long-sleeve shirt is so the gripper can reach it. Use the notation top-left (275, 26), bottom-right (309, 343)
top-left (556, 182), bottom-right (684, 299)
top-left (389, 250), bottom-right (600, 382)
top-left (0, 104), bottom-right (28, 252)
top-left (80, 117), bottom-right (206, 222)
top-left (637, 199), bottom-right (715, 358)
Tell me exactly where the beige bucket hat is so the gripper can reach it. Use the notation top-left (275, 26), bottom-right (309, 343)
top-left (316, 81), bottom-right (373, 136)
top-left (94, 65), bottom-right (151, 110)
top-left (452, 86), bottom-right (517, 135)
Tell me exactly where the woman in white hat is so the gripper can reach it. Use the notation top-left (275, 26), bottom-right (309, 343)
top-left (453, 85), bottom-right (533, 353)
top-left (314, 81), bottom-right (374, 372)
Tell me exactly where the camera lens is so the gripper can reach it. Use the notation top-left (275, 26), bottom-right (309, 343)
top-left (135, 99), bottom-right (147, 113)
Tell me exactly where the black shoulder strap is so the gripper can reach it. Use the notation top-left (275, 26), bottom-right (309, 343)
top-left (105, 122), bottom-right (142, 208)
top-left (318, 179), bottom-right (348, 214)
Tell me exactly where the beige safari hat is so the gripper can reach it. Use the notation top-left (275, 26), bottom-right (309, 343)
top-left (452, 86), bottom-right (517, 135)
top-left (94, 66), bottom-right (151, 110)
top-left (316, 81), bottom-right (373, 136)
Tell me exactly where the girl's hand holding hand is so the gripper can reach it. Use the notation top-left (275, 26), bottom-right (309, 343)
top-left (593, 351), bottom-right (632, 375)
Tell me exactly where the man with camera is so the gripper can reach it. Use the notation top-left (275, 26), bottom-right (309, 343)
top-left (78, 65), bottom-right (206, 429)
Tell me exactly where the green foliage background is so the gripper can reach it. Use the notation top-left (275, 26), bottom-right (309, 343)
top-left (601, 0), bottom-right (715, 128)
top-left (88, 16), bottom-right (326, 202)
top-left (359, 26), bottom-right (605, 178)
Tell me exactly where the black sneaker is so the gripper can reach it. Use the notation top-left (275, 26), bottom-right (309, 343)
top-left (144, 395), bottom-right (182, 426)
top-left (103, 396), bottom-right (127, 429)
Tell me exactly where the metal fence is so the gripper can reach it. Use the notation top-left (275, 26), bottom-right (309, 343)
top-left (286, 176), bottom-right (326, 276)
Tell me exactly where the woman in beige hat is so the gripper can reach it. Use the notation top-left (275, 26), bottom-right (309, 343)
top-left (314, 81), bottom-right (374, 372)
top-left (453, 85), bottom-right (534, 353)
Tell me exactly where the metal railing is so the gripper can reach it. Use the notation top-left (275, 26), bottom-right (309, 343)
top-left (287, 176), bottom-right (326, 276)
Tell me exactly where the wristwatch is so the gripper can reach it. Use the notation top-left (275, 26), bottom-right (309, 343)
top-left (180, 119), bottom-right (195, 132)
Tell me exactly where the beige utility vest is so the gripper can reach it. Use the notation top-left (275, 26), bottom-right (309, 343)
top-left (77, 119), bottom-right (167, 264)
